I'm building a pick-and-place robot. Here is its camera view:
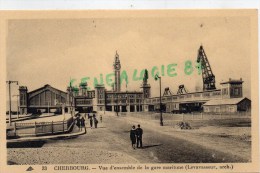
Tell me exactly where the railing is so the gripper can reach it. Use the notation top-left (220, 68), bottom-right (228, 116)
top-left (124, 111), bottom-right (251, 126)
top-left (13, 117), bottom-right (74, 137)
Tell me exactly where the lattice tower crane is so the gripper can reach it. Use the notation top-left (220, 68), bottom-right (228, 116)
top-left (196, 45), bottom-right (216, 90)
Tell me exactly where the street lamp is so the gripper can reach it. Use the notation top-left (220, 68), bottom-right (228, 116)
top-left (6, 80), bottom-right (18, 126)
top-left (155, 74), bottom-right (163, 126)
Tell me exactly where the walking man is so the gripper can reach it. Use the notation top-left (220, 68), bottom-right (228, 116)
top-left (76, 116), bottom-right (81, 131)
top-left (100, 114), bottom-right (102, 123)
top-left (90, 117), bottom-right (93, 128)
top-left (94, 117), bottom-right (98, 128)
top-left (79, 115), bottom-right (83, 131)
top-left (81, 116), bottom-right (86, 132)
top-left (136, 124), bottom-right (143, 148)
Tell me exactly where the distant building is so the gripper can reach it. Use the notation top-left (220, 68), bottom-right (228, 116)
top-left (203, 97), bottom-right (251, 113)
top-left (67, 52), bottom-right (151, 113)
top-left (19, 52), bottom-right (251, 114)
top-left (19, 85), bottom-right (67, 114)
top-left (146, 78), bottom-right (251, 113)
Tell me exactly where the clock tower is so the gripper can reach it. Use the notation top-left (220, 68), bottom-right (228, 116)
top-left (113, 51), bottom-right (121, 92)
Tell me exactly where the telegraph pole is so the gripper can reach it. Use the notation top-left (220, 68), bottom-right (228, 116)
top-left (6, 81), bottom-right (19, 126)
top-left (13, 94), bottom-right (20, 119)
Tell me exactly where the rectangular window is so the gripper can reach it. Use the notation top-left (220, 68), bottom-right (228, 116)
top-left (194, 93), bottom-right (201, 97)
top-left (222, 88), bottom-right (228, 95)
top-left (203, 93), bottom-right (210, 97)
top-left (229, 107), bottom-right (235, 112)
top-left (186, 94), bottom-right (192, 98)
top-left (234, 88), bottom-right (239, 95)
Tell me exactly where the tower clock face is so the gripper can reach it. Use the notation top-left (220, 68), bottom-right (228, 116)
top-left (115, 63), bottom-right (121, 70)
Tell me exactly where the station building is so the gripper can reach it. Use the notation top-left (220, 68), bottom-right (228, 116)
top-left (19, 52), bottom-right (251, 115)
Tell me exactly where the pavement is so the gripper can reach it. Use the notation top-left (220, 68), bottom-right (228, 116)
top-left (7, 112), bottom-right (251, 164)
top-left (120, 114), bottom-right (251, 162)
top-left (6, 114), bottom-right (33, 125)
top-left (6, 113), bottom-right (33, 120)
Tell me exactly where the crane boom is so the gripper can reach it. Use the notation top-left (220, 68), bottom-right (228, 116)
top-left (196, 45), bottom-right (216, 91)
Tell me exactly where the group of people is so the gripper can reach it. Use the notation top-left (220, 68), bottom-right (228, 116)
top-left (88, 114), bottom-right (99, 129)
top-left (130, 124), bottom-right (143, 149)
top-left (75, 113), bottom-right (102, 131)
top-left (75, 114), bottom-right (86, 131)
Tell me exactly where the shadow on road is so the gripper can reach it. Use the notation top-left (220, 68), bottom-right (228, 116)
top-left (7, 160), bottom-right (17, 165)
top-left (7, 141), bottom-right (46, 148)
top-left (49, 135), bottom-right (80, 140)
top-left (87, 127), bottom-right (106, 129)
top-left (141, 144), bottom-right (162, 149)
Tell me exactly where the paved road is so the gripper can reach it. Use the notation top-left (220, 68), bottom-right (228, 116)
top-left (40, 114), bottom-right (245, 163)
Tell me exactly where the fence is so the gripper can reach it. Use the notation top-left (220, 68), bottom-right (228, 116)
top-left (125, 111), bottom-right (251, 121)
top-left (122, 111), bottom-right (251, 127)
top-left (13, 117), bottom-right (74, 137)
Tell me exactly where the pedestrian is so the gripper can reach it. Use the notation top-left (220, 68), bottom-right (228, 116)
top-left (76, 116), bottom-right (81, 131)
top-left (100, 114), bottom-right (102, 123)
top-left (81, 116), bottom-right (86, 131)
top-left (93, 113), bottom-right (96, 118)
top-left (94, 117), bottom-right (98, 128)
top-left (88, 113), bottom-right (90, 119)
top-left (79, 115), bottom-right (83, 131)
top-left (130, 125), bottom-right (136, 149)
top-left (90, 116), bottom-right (93, 128)
top-left (136, 124), bottom-right (143, 148)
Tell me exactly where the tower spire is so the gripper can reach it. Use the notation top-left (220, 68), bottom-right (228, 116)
top-left (113, 51), bottom-right (121, 92)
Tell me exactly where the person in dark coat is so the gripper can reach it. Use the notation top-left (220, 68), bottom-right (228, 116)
top-left (76, 116), bottom-right (80, 131)
top-left (100, 115), bottom-right (102, 123)
top-left (81, 116), bottom-right (85, 131)
top-left (90, 117), bottom-right (93, 128)
top-left (130, 125), bottom-right (136, 149)
top-left (136, 124), bottom-right (143, 148)
top-left (94, 117), bottom-right (98, 128)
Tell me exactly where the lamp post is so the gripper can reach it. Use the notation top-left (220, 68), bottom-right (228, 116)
top-left (6, 81), bottom-right (18, 126)
top-left (155, 74), bottom-right (163, 126)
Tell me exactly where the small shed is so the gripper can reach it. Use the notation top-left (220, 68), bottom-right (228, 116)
top-left (203, 97), bottom-right (251, 113)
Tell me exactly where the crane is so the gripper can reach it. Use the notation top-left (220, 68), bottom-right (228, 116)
top-left (196, 45), bottom-right (216, 91)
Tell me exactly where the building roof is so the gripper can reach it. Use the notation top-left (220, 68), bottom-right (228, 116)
top-left (220, 78), bottom-right (243, 84)
top-left (106, 91), bottom-right (143, 94)
top-left (203, 97), bottom-right (250, 106)
top-left (28, 84), bottom-right (67, 94)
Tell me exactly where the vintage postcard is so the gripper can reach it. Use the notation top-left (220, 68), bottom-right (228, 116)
top-left (0, 10), bottom-right (259, 173)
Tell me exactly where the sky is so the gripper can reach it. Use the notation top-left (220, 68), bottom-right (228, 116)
top-left (6, 13), bottom-right (252, 109)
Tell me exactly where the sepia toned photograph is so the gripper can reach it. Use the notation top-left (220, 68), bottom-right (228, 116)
top-left (0, 10), bottom-right (259, 172)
